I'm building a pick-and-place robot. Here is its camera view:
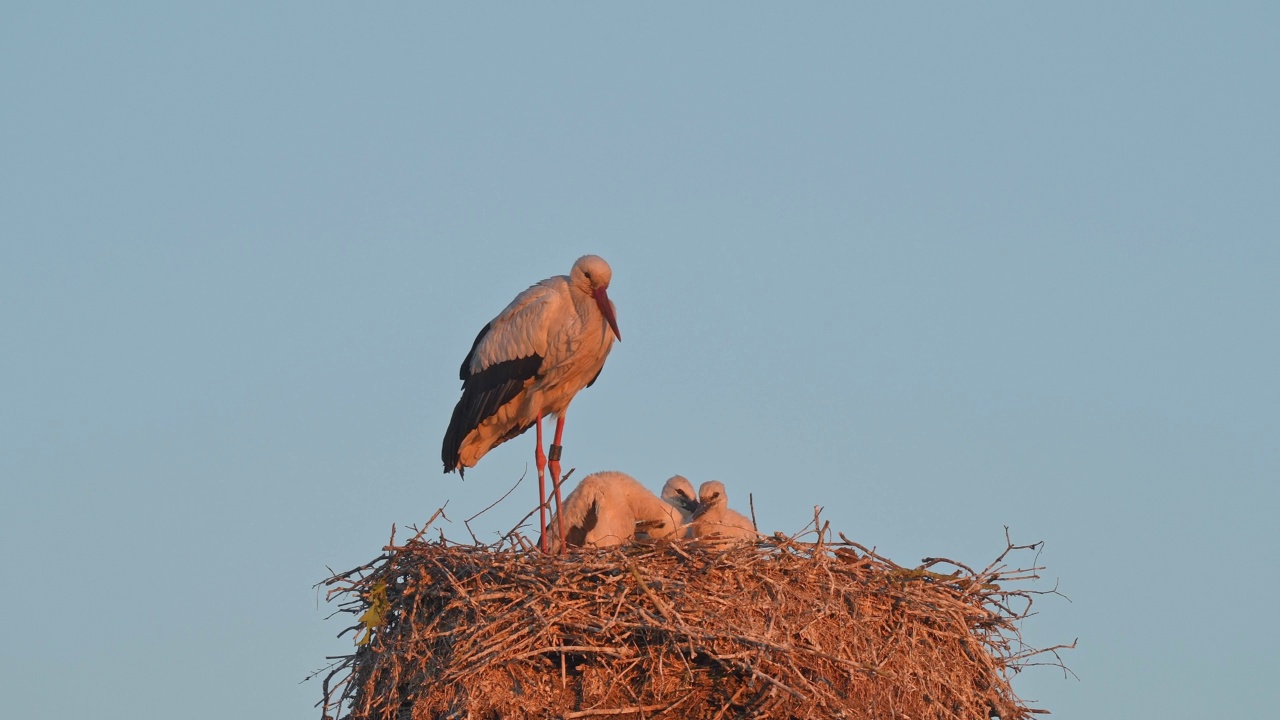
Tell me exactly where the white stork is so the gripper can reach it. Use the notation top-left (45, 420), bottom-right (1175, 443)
top-left (543, 471), bottom-right (685, 553)
top-left (689, 480), bottom-right (758, 546)
top-left (660, 475), bottom-right (699, 527)
top-left (441, 255), bottom-right (621, 552)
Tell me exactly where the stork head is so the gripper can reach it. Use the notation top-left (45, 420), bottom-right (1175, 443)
top-left (661, 475), bottom-right (699, 515)
top-left (695, 480), bottom-right (728, 514)
top-left (571, 255), bottom-right (621, 341)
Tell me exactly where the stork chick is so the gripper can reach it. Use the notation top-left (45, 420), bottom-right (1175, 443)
top-left (543, 471), bottom-right (683, 553)
top-left (689, 480), bottom-right (757, 546)
top-left (659, 475), bottom-right (699, 538)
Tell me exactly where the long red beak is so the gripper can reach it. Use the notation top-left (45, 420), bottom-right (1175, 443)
top-left (592, 287), bottom-right (621, 341)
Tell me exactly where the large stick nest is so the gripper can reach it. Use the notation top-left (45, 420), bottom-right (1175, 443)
top-left (314, 519), bottom-right (1068, 720)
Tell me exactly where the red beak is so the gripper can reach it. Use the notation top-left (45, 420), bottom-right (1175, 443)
top-left (592, 287), bottom-right (621, 341)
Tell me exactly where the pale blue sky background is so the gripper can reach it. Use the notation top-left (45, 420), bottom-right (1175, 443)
top-left (3, 3), bottom-right (1277, 718)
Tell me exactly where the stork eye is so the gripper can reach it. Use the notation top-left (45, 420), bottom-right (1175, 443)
top-left (584, 271), bottom-right (593, 280)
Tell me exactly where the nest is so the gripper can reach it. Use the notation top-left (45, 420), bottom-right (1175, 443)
top-left (314, 516), bottom-right (1068, 720)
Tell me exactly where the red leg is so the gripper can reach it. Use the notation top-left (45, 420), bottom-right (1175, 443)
top-left (549, 414), bottom-right (567, 554)
top-left (535, 415), bottom-right (549, 553)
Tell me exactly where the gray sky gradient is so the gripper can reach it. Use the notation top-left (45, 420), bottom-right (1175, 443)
top-left (3, 3), bottom-right (1277, 718)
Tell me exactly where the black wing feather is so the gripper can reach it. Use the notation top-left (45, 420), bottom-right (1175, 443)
top-left (459, 323), bottom-right (490, 381)
top-left (442, 324), bottom-right (543, 473)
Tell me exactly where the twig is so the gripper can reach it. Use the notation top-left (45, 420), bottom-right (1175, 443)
top-left (405, 505), bottom-right (449, 545)
top-left (466, 467), bottom-right (526, 525)
top-left (711, 686), bottom-right (747, 720)
top-left (564, 694), bottom-right (687, 719)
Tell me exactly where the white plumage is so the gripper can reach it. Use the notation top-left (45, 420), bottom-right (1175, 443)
top-left (660, 475), bottom-right (699, 522)
top-left (442, 255), bottom-right (621, 552)
top-left (689, 480), bottom-right (758, 546)
top-left (543, 471), bottom-right (685, 553)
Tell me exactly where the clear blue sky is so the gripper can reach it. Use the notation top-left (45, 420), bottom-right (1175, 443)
top-left (3, 3), bottom-right (1277, 718)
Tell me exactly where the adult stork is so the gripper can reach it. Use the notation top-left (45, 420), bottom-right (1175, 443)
top-left (689, 480), bottom-right (758, 547)
top-left (441, 255), bottom-right (622, 552)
